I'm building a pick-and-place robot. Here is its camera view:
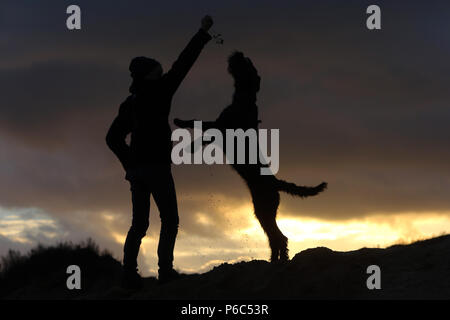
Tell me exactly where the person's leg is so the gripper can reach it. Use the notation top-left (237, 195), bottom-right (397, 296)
top-left (123, 179), bottom-right (151, 272)
top-left (152, 171), bottom-right (179, 272)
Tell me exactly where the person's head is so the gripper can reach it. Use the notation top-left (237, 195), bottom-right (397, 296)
top-left (227, 51), bottom-right (260, 92)
top-left (128, 56), bottom-right (163, 93)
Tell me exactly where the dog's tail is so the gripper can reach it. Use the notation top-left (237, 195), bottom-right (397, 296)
top-left (276, 179), bottom-right (327, 198)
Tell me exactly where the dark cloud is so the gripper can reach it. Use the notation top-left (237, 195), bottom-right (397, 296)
top-left (0, 60), bottom-right (126, 147)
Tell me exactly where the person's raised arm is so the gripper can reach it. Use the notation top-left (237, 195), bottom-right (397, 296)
top-left (165, 15), bottom-right (213, 96)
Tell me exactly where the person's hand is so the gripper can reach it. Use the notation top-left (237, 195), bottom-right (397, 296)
top-left (174, 118), bottom-right (194, 129)
top-left (201, 15), bottom-right (213, 32)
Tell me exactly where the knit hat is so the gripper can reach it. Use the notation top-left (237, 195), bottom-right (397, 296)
top-left (129, 56), bottom-right (162, 79)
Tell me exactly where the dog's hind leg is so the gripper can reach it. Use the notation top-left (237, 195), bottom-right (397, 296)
top-left (278, 229), bottom-right (289, 262)
top-left (257, 216), bottom-right (288, 262)
top-left (251, 188), bottom-right (288, 262)
top-left (258, 217), bottom-right (281, 262)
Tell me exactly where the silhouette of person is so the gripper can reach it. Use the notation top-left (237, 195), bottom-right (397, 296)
top-left (106, 15), bottom-right (213, 288)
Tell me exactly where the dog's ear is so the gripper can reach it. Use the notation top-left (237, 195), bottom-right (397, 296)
top-left (228, 51), bottom-right (246, 76)
top-left (228, 51), bottom-right (245, 65)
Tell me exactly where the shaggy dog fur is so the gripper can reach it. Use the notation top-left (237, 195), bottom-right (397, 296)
top-left (177, 52), bottom-right (327, 262)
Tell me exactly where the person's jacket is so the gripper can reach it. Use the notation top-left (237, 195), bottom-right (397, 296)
top-left (106, 29), bottom-right (211, 171)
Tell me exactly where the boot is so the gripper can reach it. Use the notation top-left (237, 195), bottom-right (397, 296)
top-left (122, 267), bottom-right (143, 290)
top-left (158, 268), bottom-right (181, 285)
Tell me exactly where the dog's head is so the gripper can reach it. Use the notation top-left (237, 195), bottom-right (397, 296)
top-left (227, 51), bottom-right (260, 92)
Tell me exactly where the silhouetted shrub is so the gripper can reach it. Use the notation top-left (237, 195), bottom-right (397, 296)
top-left (0, 238), bottom-right (122, 299)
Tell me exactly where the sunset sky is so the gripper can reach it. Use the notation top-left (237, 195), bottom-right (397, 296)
top-left (1, 0), bottom-right (449, 276)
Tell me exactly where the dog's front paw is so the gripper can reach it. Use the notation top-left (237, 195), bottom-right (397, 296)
top-left (317, 182), bottom-right (328, 192)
